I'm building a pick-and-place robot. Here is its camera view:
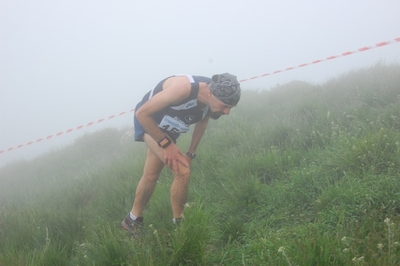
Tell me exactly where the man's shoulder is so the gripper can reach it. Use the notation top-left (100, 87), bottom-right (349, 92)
top-left (192, 75), bottom-right (212, 83)
top-left (170, 75), bottom-right (211, 84)
top-left (164, 75), bottom-right (211, 92)
top-left (163, 76), bottom-right (192, 94)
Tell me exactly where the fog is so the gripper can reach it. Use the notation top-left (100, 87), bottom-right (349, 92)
top-left (1, 0), bottom-right (399, 166)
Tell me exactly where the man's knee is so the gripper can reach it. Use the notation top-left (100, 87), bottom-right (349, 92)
top-left (175, 165), bottom-right (191, 182)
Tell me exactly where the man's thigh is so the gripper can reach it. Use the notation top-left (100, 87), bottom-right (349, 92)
top-left (143, 133), bottom-right (189, 175)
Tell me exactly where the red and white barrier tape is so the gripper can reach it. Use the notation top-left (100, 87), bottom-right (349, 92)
top-left (1, 37), bottom-right (399, 154)
top-left (0, 109), bottom-right (135, 154)
top-left (239, 37), bottom-right (400, 82)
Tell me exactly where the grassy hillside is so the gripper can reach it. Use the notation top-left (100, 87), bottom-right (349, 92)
top-left (1, 63), bottom-right (400, 265)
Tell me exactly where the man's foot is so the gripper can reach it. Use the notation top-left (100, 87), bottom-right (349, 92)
top-left (121, 215), bottom-right (144, 238)
top-left (172, 216), bottom-right (184, 226)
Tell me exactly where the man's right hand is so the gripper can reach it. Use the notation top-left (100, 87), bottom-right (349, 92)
top-left (163, 143), bottom-right (189, 174)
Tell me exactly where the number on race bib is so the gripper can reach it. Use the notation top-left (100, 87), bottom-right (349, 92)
top-left (159, 115), bottom-right (190, 133)
top-left (161, 125), bottom-right (180, 133)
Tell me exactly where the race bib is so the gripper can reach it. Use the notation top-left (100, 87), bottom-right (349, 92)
top-left (158, 115), bottom-right (190, 133)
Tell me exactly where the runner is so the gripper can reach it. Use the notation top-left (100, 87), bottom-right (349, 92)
top-left (121, 73), bottom-right (241, 237)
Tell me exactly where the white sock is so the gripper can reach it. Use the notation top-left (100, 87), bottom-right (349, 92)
top-left (173, 215), bottom-right (184, 224)
top-left (129, 212), bottom-right (137, 220)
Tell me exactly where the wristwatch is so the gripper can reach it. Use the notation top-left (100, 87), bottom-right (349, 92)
top-left (186, 152), bottom-right (196, 159)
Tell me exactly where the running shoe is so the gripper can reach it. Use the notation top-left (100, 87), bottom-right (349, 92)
top-left (121, 215), bottom-right (143, 238)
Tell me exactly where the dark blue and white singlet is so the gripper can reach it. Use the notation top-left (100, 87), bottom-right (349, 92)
top-left (134, 75), bottom-right (212, 142)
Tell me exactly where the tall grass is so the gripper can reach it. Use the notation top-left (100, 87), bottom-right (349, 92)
top-left (1, 63), bottom-right (400, 265)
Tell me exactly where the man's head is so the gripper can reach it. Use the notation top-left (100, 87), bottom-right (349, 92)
top-left (209, 73), bottom-right (241, 106)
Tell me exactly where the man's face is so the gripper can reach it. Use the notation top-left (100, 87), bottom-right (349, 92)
top-left (210, 94), bottom-right (236, 116)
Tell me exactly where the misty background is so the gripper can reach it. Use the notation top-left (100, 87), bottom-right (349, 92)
top-left (1, 0), bottom-right (399, 166)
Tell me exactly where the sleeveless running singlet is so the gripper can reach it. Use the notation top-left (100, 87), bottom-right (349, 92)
top-left (134, 75), bottom-right (212, 142)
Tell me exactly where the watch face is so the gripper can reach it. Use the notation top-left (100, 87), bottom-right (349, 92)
top-left (187, 152), bottom-right (196, 159)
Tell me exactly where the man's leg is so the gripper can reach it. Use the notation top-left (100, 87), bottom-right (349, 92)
top-left (170, 163), bottom-right (190, 219)
top-left (142, 134), bottom-right (191, 219)
top-left (131, 146), bottom-right (164, 218)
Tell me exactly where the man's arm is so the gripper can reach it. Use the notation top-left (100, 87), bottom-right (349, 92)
top-left (136, 76), bottom-right (191, 173)
top-left (187, 115), bottom-right (210, 154)
top-left (136, 77), bottom-right (190, 143)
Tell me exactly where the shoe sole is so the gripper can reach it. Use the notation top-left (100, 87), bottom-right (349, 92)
top-left (121, 220), bottom-right (133, 232)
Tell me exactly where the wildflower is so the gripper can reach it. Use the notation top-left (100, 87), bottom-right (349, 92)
top-left (278, 246), bottom-right (285, 253)
top-left (343, 248), bottom-right (350, 253)
top-left (377, 243), bottom-right (384, 250)
top-left (341, 236), bottom-right (350, 245)
top-left (384, 218), bottom-right (391, 225)
top-left (153, 230), bottom-right (158, 235)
